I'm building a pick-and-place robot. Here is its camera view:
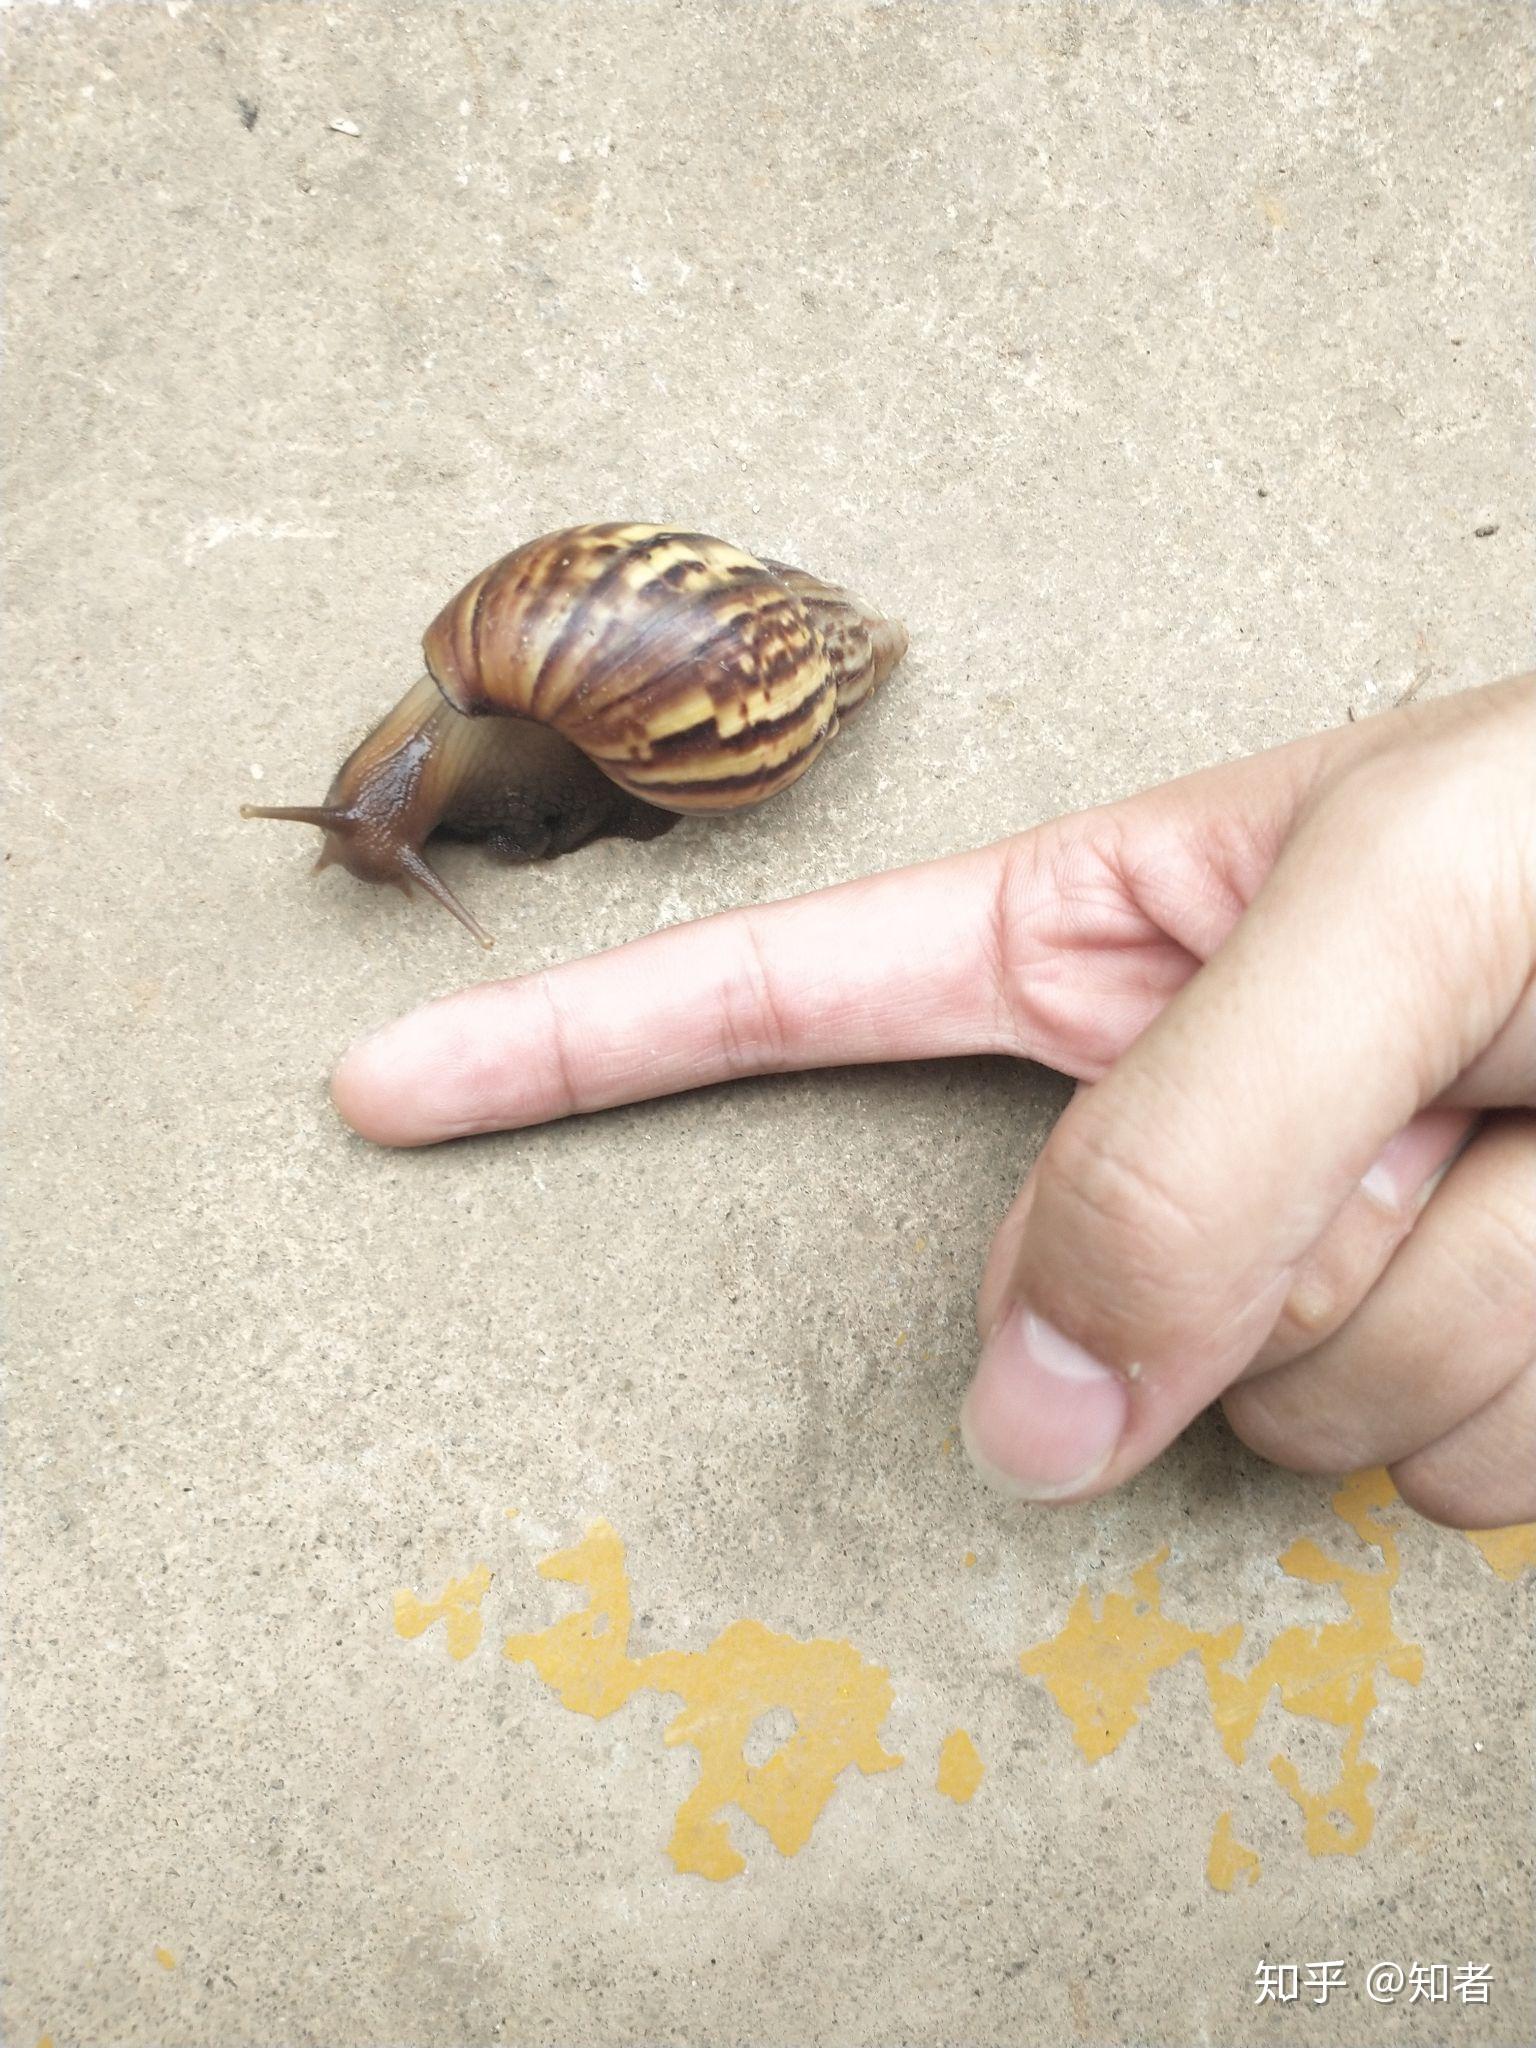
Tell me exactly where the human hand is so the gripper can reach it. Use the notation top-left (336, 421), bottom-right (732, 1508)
top-left (332, 675), bottom-right (1536, 1528)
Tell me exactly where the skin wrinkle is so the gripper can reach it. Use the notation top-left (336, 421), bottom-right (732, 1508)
top-left (985, 838), bottom-right (1033, 1059)
top-left (1106, 718), bottom-right (1340, 958)
top-left (529, 972), bottom-right (581, 1128)
top-left (996, 830), bottom-right (1196, 1078)
top-left (1228, 1357), bottom-right (1400, 1478)
top-left (722, 910), bottom-right (793, 1077)
top-left (1034, 824), bottom-right (1162, 953)
top-left (1028, 1110), bottom-right (1236, 1333)
top-left (1104, 809), bottom-right (1255, 963)
top-left (1047, 1028), bottom-right (1310, 1337)
top-left (1121, 852), bottom-right (1250, 962)
top-left (1431, 1169), bottom-right (1536, 1324)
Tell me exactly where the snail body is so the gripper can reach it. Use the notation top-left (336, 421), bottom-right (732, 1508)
top-left (244, 522), bottom-right (906, 946)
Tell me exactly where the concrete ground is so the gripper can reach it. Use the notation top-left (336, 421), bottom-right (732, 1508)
top-left (5, 4), bottom-right (1534, 2044)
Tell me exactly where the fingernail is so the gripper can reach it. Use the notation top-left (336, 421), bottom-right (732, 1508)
top-left (1359, 1110), bottom-right (1473, 1214)
top-left (960, 1308), bottom-right (1128, 1502)
top-left (1359, 1128), bottom-right (1421, 1211)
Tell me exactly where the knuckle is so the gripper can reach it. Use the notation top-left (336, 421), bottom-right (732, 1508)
top-left (1313, 742), bottom-right (1437, 866)
top-left (1301, 736), bottom-right (1536, 1077)
top-left (1320, 714), bottom-right (1535, 916)
top-left (715, 913), bottom-right (791, 1074)
top-left (1391, 1362), bottom-right (1536, 1530)
top-left (1478, 1159), bottom-right (1536, 1280)
top-left (987, 826), bottom-right (1157, 1075)
top-left (529, 972), bottom-right (580, 1120)
top-left (1443, 1162), bottom-right (1536, 1325)
top-left (1222, 1381), bottom-right (1350, 1476)
top-left (1388, 1458), bottom-right (1484, 1532)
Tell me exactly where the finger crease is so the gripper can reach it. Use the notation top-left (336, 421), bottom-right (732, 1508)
top-left (531, 972), bottom-right (581, 1121)
top-left (721, 913), bottom-right (790, 1073)
top-left (984, 842), bottom-right (1029, 1055)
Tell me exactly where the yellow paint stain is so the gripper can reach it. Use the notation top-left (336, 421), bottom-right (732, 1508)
top-left (642, 1626), bottom-right (903, 1880)
top-left (940, 1432), bottom-right (955, 1458)
top-left (1207, 1810), bottom-right (1261, 1891)
top-left (914, 1235), bottom-right (929, 1254)
top-left (937, 1728), bottom-right (984, 1804)
top-left (502, 1522), bottom-right (640, 1716)
top-left (154, 1947), bottom-right (176, 1970)
top-left (1206, 1469), bottom-right (1422, 1856)
top-left (1462, 1521), bottom-right (1536, 1582)
top-left (895, 1331), bottom-right (907, 1347)
top-left (393, 1564), bottom-right (492, 1661)
top-left (502, 1520), bottom-right (901, 1881)
top-left (38, 2037), bottom-right (55, 2048)
top-left (1020, 1471), bottom-right (1422, 1865)
top-left (1019, 1547), bottom-right (1239, 1763)
top-left (964, 1551), bottom-right (977, 1569)
top-left (1255, 189), bottom-right (1290, 229)
top-left (504, 1507), bottom-right (520, 1520)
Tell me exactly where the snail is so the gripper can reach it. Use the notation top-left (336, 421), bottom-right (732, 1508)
top-left (243, 522), bottom-right (907, 947)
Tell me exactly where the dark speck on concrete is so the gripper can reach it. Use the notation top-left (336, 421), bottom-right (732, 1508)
top-left (237, 96), bottom-right (259, 130)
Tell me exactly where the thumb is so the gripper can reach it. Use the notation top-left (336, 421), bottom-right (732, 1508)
top-left (961, 688), bottom-right (1536, 1501)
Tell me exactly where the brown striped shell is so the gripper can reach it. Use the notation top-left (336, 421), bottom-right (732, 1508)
top-left (244, 522), bottom-right (906, 947)
top-left (423, 523), bottom-right (906, 813)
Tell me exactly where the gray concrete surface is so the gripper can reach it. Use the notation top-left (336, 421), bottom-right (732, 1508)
top-left (5, 4), bottom-right (1534, 2044)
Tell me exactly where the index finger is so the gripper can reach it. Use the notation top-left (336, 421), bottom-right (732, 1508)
top-left (329, 710), bottom-right (1373, 1147)
top-left (332, 843), bottom-right (1027, 1146)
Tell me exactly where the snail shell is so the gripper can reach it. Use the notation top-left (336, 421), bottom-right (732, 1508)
top-left (244, 522), bottom-right (907, 946)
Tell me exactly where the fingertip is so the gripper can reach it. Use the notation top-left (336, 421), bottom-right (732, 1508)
top-left (330, 1003), bottom-right (475, 1146)
top-left (329, 1020), bottom-right (419, 1145)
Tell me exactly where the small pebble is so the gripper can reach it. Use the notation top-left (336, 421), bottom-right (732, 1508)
top-left (329, 117), bottom-right (362, 137)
